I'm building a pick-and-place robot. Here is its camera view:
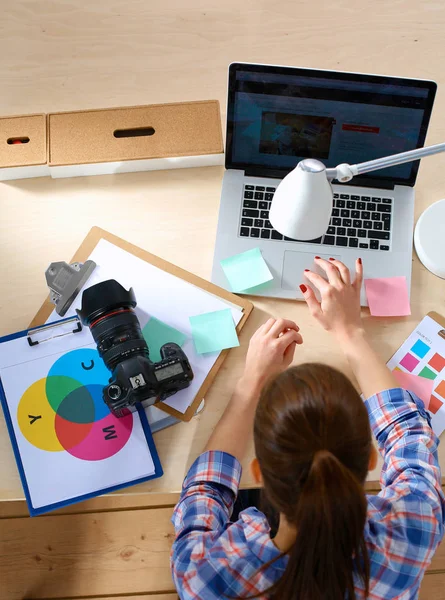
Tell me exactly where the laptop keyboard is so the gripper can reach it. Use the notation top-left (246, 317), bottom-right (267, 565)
top-left (239, 185), bottom-right (393, 251)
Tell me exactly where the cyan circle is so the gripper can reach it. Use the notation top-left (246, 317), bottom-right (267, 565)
top-left (48, 348), bottom-right (110, 387)
top-left (47, 348), bottom-right (111, 423)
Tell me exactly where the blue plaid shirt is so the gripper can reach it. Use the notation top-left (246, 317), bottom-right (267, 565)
top-left (171, 389), bottom-right (445, 599)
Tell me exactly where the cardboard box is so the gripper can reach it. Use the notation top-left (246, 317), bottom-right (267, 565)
top-left (0, 114), bottom-right (49, 181)
top-left (48, 100), bottom-right (224, 178)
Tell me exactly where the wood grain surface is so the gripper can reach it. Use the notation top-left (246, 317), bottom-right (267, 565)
top-left (0, 0), bottom-right (445, 501)
top-left (1, 506), bottom-right (176, 598)
top-left (3, 3), bottom-right (445, 600)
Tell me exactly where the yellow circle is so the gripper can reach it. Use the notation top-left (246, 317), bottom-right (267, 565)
top-left (17, 379), bottom-right (63, 452)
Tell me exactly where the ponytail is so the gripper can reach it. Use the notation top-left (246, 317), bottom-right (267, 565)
top-left (251, 365), bottom-right (373, 600)
top-left (271, 449), bottom-right (369, 600)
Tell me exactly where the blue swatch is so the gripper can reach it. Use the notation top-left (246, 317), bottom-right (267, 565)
top-left (411, 339), bottom-right (430, 359)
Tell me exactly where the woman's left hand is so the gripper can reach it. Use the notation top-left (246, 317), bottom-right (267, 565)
top-left (241, 318), bottom-right (303, 391)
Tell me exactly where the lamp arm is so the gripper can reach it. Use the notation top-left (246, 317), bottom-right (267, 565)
top-left (326, 142), bottom-right (445, 183)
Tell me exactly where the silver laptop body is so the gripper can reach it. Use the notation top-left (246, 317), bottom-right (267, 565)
top-left (211, 63), bottom-right (436, 304)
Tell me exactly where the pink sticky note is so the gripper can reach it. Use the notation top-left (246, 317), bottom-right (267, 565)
top-left (393, 369), bottom-right (434, 410)
top-left (364, 276), bottom-right (411, 317)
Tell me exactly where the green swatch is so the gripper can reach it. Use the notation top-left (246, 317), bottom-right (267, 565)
top-left (142, 317), bottom-right (187, 362)
top-left (418, 366), bottom-right (437, 381)
top-left (189, 309), bottom-right (240, 354)
top-left (220, 248), bottom-right (273, 293)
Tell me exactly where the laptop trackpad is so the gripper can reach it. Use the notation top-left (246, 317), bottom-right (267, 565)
top-left (281, 250), bottom-right (343, 291)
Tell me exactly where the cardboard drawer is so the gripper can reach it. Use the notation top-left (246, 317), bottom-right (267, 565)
top-left (48, 100), bottom-right (223, 168)
top-left (0, 114), bottom-right (49, 180)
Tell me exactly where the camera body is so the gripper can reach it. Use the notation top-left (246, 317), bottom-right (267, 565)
top-left (103, 341), bottom-right (193, 416)
top-left (77, 279), bottom-right (194, 417)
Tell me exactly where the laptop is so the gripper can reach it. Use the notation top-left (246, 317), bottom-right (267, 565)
top-left (211, 63), bottom-right (437, 303)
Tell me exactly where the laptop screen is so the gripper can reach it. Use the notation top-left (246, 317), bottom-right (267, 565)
top-left (226, 64), bottom-right (437, 187)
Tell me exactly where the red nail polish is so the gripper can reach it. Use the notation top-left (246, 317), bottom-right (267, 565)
top-left (304, 269), bottom-right (310, 272)
top-left (329, 257), bottom-right (335, 261)
top-left (315, 256), bottom-right (321, 259)
top-left (358, 258), bottom-right (362, 265)
top-left (300, 284), bottom-right (307, 293)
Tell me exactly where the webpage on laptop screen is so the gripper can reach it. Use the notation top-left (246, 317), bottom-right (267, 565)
top-left (231, 73), bottom-right (428, 180)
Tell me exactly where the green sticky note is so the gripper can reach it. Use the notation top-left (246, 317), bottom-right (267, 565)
top-left (418, 366), bottom-right (437, 381)
top-left (220, 248), bottom-right (273, 293)
top-left (142, 317), bottom-right (187, 362)
top-left (189, 309), bottom-right (240, 354)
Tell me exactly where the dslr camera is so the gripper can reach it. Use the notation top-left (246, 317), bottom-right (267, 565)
top-left (77, 279), bottom-right (193, 417)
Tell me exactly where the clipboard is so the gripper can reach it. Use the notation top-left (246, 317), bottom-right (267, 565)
top-left (387, 311), bottom-right (445, 363)
top-left (428, 311), bottom-right (445, 331)
top-left (386, 310), bottom-right (445, 440)
top-left (30, 227), bottom-right (254, 422)
top-left (0, 317), bottom-right (163, 516)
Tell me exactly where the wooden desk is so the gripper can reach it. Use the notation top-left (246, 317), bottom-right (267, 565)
top-left (1, 0), bottom-right (445, 504)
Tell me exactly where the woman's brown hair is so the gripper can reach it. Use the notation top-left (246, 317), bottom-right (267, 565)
top-left (253, 364), bottom-right (372, 600)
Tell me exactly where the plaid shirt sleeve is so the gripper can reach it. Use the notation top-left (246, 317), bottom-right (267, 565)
top-left (170, 450), bottom-right (244, 598)
top-left (364, 388), bottom-right (445, 599)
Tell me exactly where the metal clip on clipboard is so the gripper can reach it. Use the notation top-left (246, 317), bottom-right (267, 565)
top-left (27, 317), bottom-right (83, 347)
top-left (45, 260), bottom-right (96, 317)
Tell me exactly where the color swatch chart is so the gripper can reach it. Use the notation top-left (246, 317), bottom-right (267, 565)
top-left (387, 316), bottom-right (445, 435)
top-left (387, 314), bottom-right (445, 436)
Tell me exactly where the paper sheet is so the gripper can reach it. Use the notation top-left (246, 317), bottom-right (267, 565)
top-left (190, 309), bottom-right (240, 354)
top-left (220, 247), bottom-right (274, 293)
top-left (46, 239), bottom-right (244, 414)
top-left (387, 314), bottom-right (445, 436)
top-left (364, 276), bottom-right (411, 317)
top-left (392, 370), bottom-right (434, 410)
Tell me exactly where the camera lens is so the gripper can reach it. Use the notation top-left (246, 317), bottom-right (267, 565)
top-left (77, 280), bottom-right (149, 372)
top-left (77, 279), bottom-right (137, 325)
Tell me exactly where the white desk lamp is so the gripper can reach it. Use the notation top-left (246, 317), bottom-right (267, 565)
top-left (269, 142), bottom-right (445, 278)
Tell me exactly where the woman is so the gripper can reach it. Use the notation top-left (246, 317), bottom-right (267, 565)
top-left (170, 257), bottom-right (444, 599)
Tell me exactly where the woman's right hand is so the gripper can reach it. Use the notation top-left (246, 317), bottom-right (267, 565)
top-left (242, 318), bottom-right (303, 392)
top-left (300, 257), bottom-right (363, 342)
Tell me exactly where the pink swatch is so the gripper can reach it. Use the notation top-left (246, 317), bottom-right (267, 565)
top-left (393, 369), bottom-right (434, 410)
top-left (400, 353), bottom-right (419, 372)
top-left (364, 276), bottom-right (411, 317)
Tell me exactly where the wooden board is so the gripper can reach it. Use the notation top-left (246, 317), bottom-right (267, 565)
top-left (30, 226), bottom-right (253, 421)
top-left (33, 595), bottom-right (178, 600)
top-left (2, 492), bottom-right (445, 600)
top-left (33, 582), bottom-right (445, 600)
top-left (427, 530), bottom-right (445, 571)
top-left (420, 572), bottom-right (445, 600)
top-left (1, 506), bottom-right (176, 599)
top-left (0, 492), bottom-right (180, 519)
top-left (62, 596), bottom-right (178, 600)
top-left (57, 596), bottom-right (178, 600)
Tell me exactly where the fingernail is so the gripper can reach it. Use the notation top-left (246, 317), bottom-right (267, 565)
top-left (300, 284), bottom-right (307, 293)
top-left (304, 269), bottom-right (310, 272)
top-left (315, 256), bottom-right (321, 260)
top-left (358, 258), bottom-right (362, 265)
top-left (329, 257), bottom-right (335, 261)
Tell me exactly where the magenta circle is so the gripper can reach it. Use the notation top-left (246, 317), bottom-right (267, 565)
top-left (64, 411), bottom-right (133, 461)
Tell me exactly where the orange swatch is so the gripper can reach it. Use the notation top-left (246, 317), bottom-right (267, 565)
top-left (429, 353), bottom-right (445, 373)
top-left (429, 395), bottom-right (444, 415)
top-left (435, 380), bottom-right (445, 400)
